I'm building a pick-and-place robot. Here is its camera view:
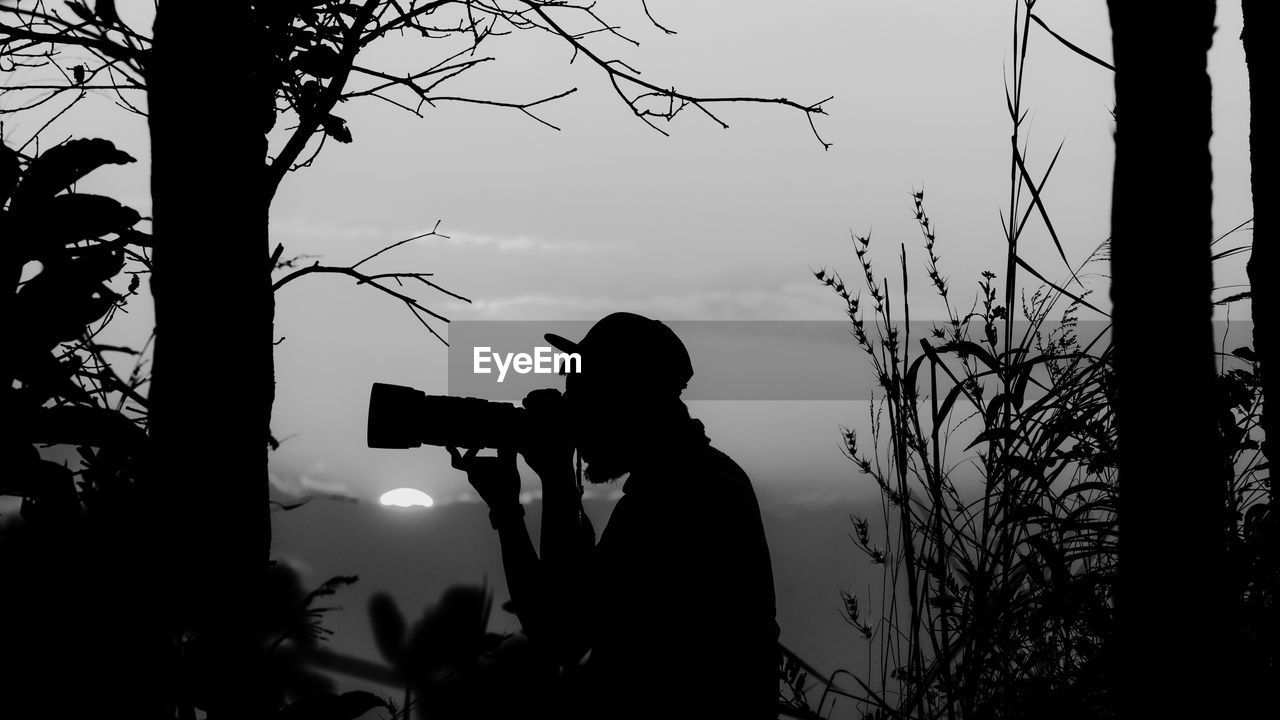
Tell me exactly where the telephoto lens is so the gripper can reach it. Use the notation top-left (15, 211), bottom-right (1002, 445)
top-left (366, 382), bottom-right (530, 449)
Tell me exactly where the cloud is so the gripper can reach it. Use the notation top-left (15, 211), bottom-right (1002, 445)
top-left (414, 230), bottom-right (624, 254)
top-left (444, 486), bottom-right (619, 505)
top-left (271, 553), bottom-right (315, 581)
top-left (446, 292), bottom-right (595, 317)
top-left (271, 216), bottom-right (388, 243)
top-left (450, 282), bottom-right (844, 321)
top-left (267, 218), bottom-right (625, 260)
top-left (269, 464), bottom-right (356, 499)
top-left (582, 487), bottom-right (625, 502)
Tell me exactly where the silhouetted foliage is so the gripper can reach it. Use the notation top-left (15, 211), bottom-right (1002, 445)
top-left (1, 137), bottom-right (147, 519)
top-left (366, 584), bottom-right (558, 719)
top-left (800, 3), bottom-right (1271, 718)
top-left (0, 137), bottom-right (378, 718)
top-left (814, 205), bottom-right (1120, 719)
top-left (804, 8), bottom-right (1125, 713)
top-left (0, 134), bottom-right (163, 717)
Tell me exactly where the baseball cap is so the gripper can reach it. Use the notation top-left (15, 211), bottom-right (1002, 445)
top-left (545, 312), bottom-right (694, 392)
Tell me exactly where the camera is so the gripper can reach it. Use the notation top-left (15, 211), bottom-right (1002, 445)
top-left (366, 382), bottom-right (531, 450)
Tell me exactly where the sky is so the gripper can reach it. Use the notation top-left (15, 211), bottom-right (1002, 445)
top-left (4, 0), bottom-right (1257, 682)
top-left (260, 0), bottom-right (1248, 506)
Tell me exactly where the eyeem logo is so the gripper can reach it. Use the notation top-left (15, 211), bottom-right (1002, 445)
top-left (473, 346), bottom-right (581, 383)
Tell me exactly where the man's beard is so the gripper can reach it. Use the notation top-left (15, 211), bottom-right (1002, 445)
top-left (583, 461), bottom-right (627, 485)
top-left (580, 444), bottom-right (629, 485)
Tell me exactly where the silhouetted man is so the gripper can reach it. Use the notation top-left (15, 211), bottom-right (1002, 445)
top-left (448, 312), bottom-right (780, 720)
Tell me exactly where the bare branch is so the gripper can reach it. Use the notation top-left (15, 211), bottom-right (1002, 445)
top-left (353, 221), bottom-right (443, 268)
top-left (641, 0), bottom-right (676, 35)
top-left (360, 0), bottom-right (456, 46)
top-left (267, 0), bottom-right (384, 196)
top-left (518, 1), bottom-right (832, 148)
top-left (0, 17), bottom-right (138, 63)
top-left (15, 86), bottom-right (83, 152)
top-left (272, 224), bottom-right (470, 346)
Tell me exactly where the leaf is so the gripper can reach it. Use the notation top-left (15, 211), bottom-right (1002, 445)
top-left (25, 405), bottom-right (146, 448)
top-left (368, 592), bottom-right (407, 667)
top-left (1026, 534), bottom-right (1067, 587)
top-left (0, 141), bottom-right (19, 206)
top-left (51, 193), bottom-right (141, 235)
top-left (0, 442), bottom-right (42, 496)
top-left (1012, 253), bottom-right (1108, 317)
top-left (406, 584), bottom-right (494, 671)
top-left (21, 285), bottom-right (118, 346)
top-left (333, 691), bottom-right (390, 719)
top-left (50, 244), bottom-right (126, 283)
top-left (984, 392), bottom-right (1012, 424)
top-left (1058, 481), bottom-right (1115, 501)
top-left (1029, 14), bottom-right (1116, 72)
top-left (96, 0), bottom-right (120, 26)
top-left (277, 691), bottom-right (390, 720)
top-left (944, 340), bottom-right (1001, 375)
top-left (10, 139), bottom-right (135, 209)
top-left (936, 382), bottom-right (966, 424)
top-left (322, 115), bottom-right (353, 144)
top-left (904, 350), bottom-right (934, 391)
top-left (19, 460), bottom-right (80, 518)
top-left (1211, 244), bottom-right (1250, 262)
top-left (1003, 454), bottom-right (1045, 484)
top-left (294, 46), bottom-right (342, 78)
top-left (17, 194), bottom-right (142, 257)
top-left (9, 347), bottom-right (91, 404)
top-left (1012, 140), bottom-right (1083, 288)
top-left (918, 338), bottom-right (973, 422)
top-left (66, 1), bottom-right (94, 22)
top-left (14, 253), bottom-right (124, 346)
top-left (964, 426), bottom-right (1019, 451)
top-left (117, 228), bottom-right (154, 248)
top-left (1215, 291), bottom-right (1252, 306)
top-left (1010, 360), bottom-right (1035, 410)
top-left (1232, 346), bottom-right (1258, 362)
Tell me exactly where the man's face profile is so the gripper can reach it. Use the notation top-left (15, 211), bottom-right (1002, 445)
top-left (563, 369), bottom-right (633, 485)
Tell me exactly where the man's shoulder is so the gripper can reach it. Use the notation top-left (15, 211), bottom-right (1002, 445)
top-left (625, 443), bottom-right (759, 506)
top-left (662, 444), bottom-right (760, 507)
top-left (694, 443), bottom-right (752, 481)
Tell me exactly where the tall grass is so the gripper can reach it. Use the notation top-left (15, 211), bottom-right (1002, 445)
top-left (799, 3), bottom-right (1270, 718)
top-left (814, 211), bottom-right (1117, 719)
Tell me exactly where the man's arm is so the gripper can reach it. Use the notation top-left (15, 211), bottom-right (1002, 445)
top-left (533, 461), bottom-right (595, 659)
top-left (536, 462), bottom-right (595, 582)
top-left (448, 446), bottom-right (593, 667)
top-left (518, 389), bottom-right (596, 658)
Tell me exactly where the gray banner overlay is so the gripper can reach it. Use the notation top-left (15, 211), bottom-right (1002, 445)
top-left (446, 320), bottom-right (1254, 401)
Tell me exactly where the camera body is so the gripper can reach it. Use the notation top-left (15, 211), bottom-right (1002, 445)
top-left (366, 382), bottom-right (531, 450)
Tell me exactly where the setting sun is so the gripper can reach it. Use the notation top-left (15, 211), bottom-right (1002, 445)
top-left (379, 488), bottom-right (434, 508)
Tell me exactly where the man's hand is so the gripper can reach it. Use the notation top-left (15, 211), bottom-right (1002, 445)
top-left (519, 388), bottom-right (576, 490)
top-left (448, 446), bottom-right (521, 511)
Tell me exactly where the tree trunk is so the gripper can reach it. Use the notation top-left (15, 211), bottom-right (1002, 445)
top-left (1107, 3), bottom-right (1229, 718)
top-left (1243, 0), bottom-right (1278, 500)
top-left (1241, 0), bottom-right (1280, 706)
top-left (148, 2), bottom-right (273, 717)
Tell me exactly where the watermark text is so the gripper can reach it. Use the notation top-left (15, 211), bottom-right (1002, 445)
top-left (473, 346), bottom-right (581, 382)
